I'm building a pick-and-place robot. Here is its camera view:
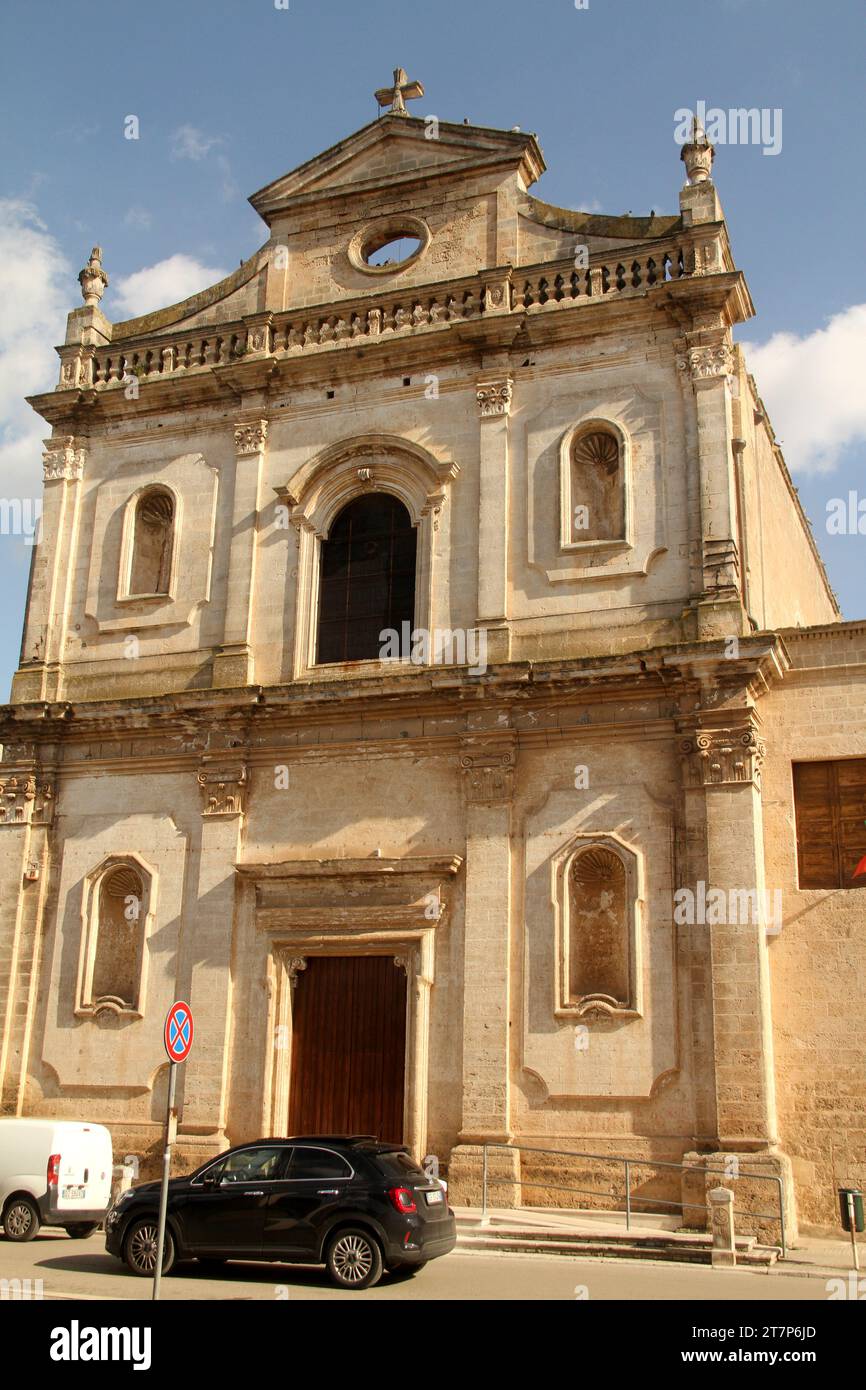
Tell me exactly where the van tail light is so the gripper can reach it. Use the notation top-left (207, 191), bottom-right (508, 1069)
top-left (47, 1154), bottom-right (61, 1189)
top-left (388, 1186), bottom-right (417, 1214)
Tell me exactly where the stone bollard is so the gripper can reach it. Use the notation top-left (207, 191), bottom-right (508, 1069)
top-left (110, 1162), bottom-right (136, 1204)
top-left (709, 1187), bottom-right (737, 1268)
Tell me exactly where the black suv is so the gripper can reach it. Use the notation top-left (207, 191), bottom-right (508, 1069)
top-left (105, 1135), bottom-right (456, 1289)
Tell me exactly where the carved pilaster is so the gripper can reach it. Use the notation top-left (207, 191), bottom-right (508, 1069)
top-left (197, 763), bottom-right (247, 817)
top-left (679, 724), bottom-right (766, 789)
top-left (459, 736), bottom-right (517, 805)
top-left (481, 274), bottom-right (512, 316)
top-left (244, 317), bottom-right (271, 359)
top-left (57, 351), bottom-right (85, 392)
top-left (476, 379), bottom-right (513, 418)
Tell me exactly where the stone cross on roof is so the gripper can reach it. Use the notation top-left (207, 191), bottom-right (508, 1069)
top-left (375, 67), bottom-right (424, 117)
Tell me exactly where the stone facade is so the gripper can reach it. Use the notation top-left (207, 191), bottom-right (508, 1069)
top-left (0, 87), bottom-right (862, 1235)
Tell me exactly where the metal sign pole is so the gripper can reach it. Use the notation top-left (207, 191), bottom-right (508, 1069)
top-left (152, 1061), bottom-right (178, 1301)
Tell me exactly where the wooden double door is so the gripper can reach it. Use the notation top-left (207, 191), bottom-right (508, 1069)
top-left (287, 956), bottom-right (407, 1143)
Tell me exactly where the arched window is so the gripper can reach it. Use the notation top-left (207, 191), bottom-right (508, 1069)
top-left (129, 488), bottom-right (174, 595)
top-left (570, 427), bottom-right (625, 543)
top-left (569, 845), bottom-right (630, 1007)
top-left (316, 493), bottom-right (417, 664)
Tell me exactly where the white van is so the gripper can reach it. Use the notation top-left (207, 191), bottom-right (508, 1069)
top-left (0, 1118), bottom-right (113, 1241)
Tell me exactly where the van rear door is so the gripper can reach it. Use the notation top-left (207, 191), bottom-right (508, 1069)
top-left (52, 1125), bottom-right (113, 1218)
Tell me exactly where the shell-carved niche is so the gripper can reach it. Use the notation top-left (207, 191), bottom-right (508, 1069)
top-left (76, 854), bottom-right (156, 1020)
top-left (556, 835), bottom-right (642, 1019)
top-left (570, 429), bottom-right (625, 543)
top-left (559, 419), bottom-right (631, 553)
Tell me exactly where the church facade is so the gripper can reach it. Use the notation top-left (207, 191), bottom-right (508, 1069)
top-left (1, 73), bottom-right (864, 1234)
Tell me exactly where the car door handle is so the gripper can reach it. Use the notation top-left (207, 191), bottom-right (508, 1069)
top-left (317, 1188), bottom-right (340, 1195)
top-left (243, 1190), bottom-right (265, 1196)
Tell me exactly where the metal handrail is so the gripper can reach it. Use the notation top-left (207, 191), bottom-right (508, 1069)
top-left (480, 1142), bottom-right (786, 1258)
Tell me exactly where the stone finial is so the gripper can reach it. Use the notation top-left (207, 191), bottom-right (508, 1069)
top-left (78, 246), bottom-right (109, 306)
top-left (374, 67), bottom-right (424, 117)
top-left (680, 115), bottom-right (715, 185)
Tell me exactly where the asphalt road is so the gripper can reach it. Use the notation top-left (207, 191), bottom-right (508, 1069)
top-left (0, 1230), bottom-right (834, 1301)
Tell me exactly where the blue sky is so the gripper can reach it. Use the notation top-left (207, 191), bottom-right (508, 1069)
top-left (1, 0), bottom-right (863, 696)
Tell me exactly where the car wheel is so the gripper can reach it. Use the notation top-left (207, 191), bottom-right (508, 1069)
top-left (65, 1223), bottom-right (99, 1239)
top-left (326, 1228), bottom-right (384, 1290)
top-left (123, 1218), bottom-right (176, 1277)
top-left (3, 1197), bottom-right (40, 1242)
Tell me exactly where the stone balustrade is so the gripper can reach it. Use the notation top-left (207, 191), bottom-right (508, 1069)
top-left (514, 241), bottom-right (690, 311)
top-left (71, 239), bottom-right (699, 392)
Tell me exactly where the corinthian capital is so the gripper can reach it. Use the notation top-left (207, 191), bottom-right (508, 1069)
top-left (234, 419), bottom-right (268, 456)
top-left (476, 379), bottom-right (513, 418)
top-left (42, 437), bottom-right (85, 481)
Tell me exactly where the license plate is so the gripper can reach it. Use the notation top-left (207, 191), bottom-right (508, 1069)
top-left (62, 1186), bottom-right (85, 1200)
top-left (425, 1189), bottom-right (444, 1205)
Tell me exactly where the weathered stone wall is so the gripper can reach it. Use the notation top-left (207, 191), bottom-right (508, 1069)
top-left (735, 356), bottom-right (838, 631)
top-left (760, 623), bottom-right (866, 1230)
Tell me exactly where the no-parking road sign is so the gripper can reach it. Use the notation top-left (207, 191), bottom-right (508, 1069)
top-left (164, 1000), bottom-right (194, 1063)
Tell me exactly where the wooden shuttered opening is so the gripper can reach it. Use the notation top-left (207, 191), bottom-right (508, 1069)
top-left (793, 758), bottom-right (866, 889)
top-left (288, 956), bottom-right (407, 1144)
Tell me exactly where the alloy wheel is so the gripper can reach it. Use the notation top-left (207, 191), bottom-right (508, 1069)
top-left (129, 1223), bottom-right (160, 1273)
top-left (6, 1202), bottom-right (34, 1238)
top-left (331, 1233), bottom-right (374, 1284)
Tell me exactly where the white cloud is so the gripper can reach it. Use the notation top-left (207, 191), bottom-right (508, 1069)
top-left (169, 125), bottom-right (237, 203)
top-left (123, 205), bottom-right (153, 231)
top-left (0, 198), bottom-right (71, 497)
top-left (170, 125), bottom-right (223, 161)
top-left (742, 303), bottom-right (866, 474)
top-left (215, 154), bottom-right (238, 204)
top-left (112, 254), bottom-right (229, 318)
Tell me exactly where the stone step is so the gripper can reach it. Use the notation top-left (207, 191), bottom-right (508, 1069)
top-left (456, 1219), bottom-right (758, 1250)
top-left (456, 1228), bottom-right (779, 1267)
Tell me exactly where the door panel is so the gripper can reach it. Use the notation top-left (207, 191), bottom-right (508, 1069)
top-left (288, 956), bottom-right (407, 1143)
top-left (263, 1146), bottom-right (355, 1257)
top-left (183, 1145), bottom-right (289, 1255)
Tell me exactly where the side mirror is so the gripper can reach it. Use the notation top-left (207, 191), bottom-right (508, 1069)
top-left (201, 1172), bottom-right (219, 1189)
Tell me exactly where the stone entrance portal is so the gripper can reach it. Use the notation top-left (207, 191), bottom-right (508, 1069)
top-left (288, 955), bottom-right (407, 1142)
top-left (236, 855), bottom-right (462, 1157)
